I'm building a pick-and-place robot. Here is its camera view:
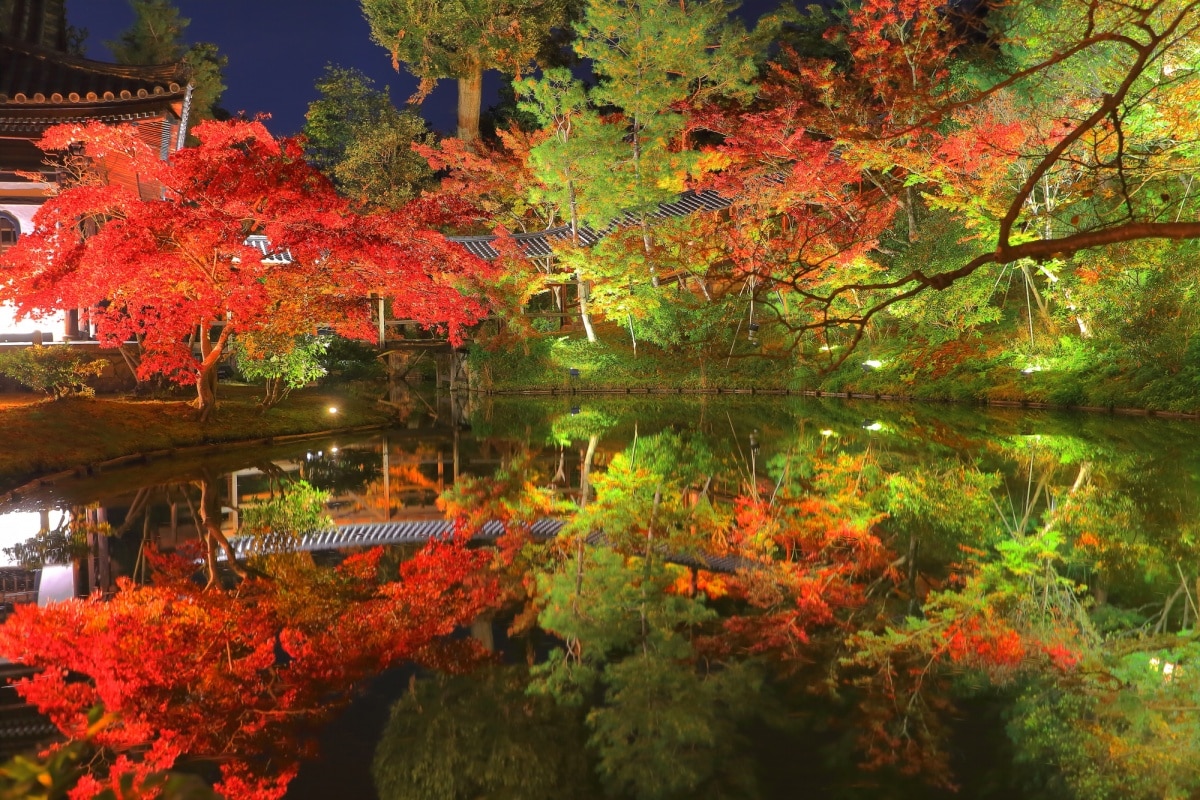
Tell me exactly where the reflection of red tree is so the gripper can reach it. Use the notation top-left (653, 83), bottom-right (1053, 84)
top-left (358, 443), bottom-right (446, 518)
top-left (701, 491), bottom-right (892, 665)
top-left (0, 543), bottom-right (497, 799)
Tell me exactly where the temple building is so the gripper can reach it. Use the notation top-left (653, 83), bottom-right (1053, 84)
top-left (0, 0), bottom-right (192, 339)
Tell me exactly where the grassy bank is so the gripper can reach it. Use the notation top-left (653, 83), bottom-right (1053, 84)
top-left (0, 385), bottom-right (392, 489)
top-left (469, 330), bottom-right (811, 393)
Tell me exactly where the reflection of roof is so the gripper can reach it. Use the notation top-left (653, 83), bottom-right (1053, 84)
top-left (0, 663), bottom-right (59, 759)
top-left (228, 519), bottom-right (562, 558)
top-left (0, 38), bottom-right (188, 134)
top-left (0, 566), bottom-right (38, 605)
top-left (228, 518), bottom-right (753, 573)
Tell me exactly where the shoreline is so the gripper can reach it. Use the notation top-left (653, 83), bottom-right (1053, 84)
top-left (0, 422), bottom-right (389, 504)
top-left (6, 382), bottom-right (1197, 502)
top-left (468, 386), bottom-right (1200, 419)
top-left (0, 386), bottom-right (394, 496)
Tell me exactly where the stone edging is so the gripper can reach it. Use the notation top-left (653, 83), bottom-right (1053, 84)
top-left (471, 387), bottom-right (1200, 419)
top-left (0, 423), bottom-right (389, 504)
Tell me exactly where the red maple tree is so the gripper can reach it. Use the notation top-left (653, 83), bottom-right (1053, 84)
top-left (690, 0), bottom-right (1200, 346)
top-left (0, 120), bottom-right (494, 419)
top-left (686, 0), bottom-right (996, 351)
top-left (0, 542), bottom-right (498, 799)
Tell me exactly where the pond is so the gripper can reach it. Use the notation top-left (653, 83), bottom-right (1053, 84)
top-left (1, 394), bottom-right (1198, 800)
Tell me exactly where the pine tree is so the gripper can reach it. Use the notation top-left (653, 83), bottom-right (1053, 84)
top-left (360, 0), bottom-right (573, 144)
top-left (108, 0), bottom-right (227, 123)
top-left (573, 0), bottom-right (768, 217)
top-left (303, 66), bottom-right (434, 209)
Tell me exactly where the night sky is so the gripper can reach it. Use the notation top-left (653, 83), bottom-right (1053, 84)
top-left (64, 0), bottom-right (492, 137)
top-left (65, 0), bottom-right (784, 140)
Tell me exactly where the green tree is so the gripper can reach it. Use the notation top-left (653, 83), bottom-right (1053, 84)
top-left (231, 333), bottom-right (329, 410)
top-left (573, 0), bottom-right (765, 218)
top-left (516, 0), bottom-right (778, 350)
top-left (303, 66), bottom-right (435, 209)
top-left (516, 68), bottom-right (624, 341)
top-left (108, 0), bottom-right (227, 122)
top-left (360, 0), bottom-right (572, 143)
top-left (0, 345), bottom-right (107, 398)
top-left (107, 0), bottom-right (186, 64)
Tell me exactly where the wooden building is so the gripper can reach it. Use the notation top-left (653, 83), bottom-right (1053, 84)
top-left (1, 0), bottom-right (192, 338)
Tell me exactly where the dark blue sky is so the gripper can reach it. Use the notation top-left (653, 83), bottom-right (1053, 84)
top-left (66, 0), bottom-right (786, 139)
top-left (65, 0), bottom-right (483, 136)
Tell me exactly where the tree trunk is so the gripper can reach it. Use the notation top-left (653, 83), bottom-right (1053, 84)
top-left (195, 363), bottom-right (218, 422)
top-left (117, 342), bottom-right (143, 392)
top-left (577, 271), bottom-right (597, 343)
top-left (457, 62), bottom-right (483, 144)
top-left (198, 471), bottom-right (246, 588)
top-left (194, 321), bottom-right (233, 422)
top-left (260, 376), bottom-right (287, 411)
top-left (575, 434), bottom-right (600, 599)
top-left (906, 185), bottom-right (919, 241)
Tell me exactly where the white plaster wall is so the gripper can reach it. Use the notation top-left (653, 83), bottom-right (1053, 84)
top-left (0, 202), bottom-right (37, 233)
top-left (0, 201), bottom-right (65, 337)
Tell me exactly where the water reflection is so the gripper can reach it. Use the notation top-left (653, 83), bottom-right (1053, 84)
top-left (1, 396), bottom-right (1200, 798)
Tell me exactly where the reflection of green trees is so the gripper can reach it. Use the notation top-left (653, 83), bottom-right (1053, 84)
top-left (1, 509), bottom-right (94, 568)
top-left (1011, 638), bottom-right (1200, 800)
top-left (427, 400), bottom-right (1200, 797)
top-left (17, 398), bottom-right (1200, 796)
top-left (300, 447), bottom-right (382, 495)
top-left (373, 666), bottom-right (596, 800)
top-left (549, 409), bottom-right (617, 446)
top-left (885, 462), bottom-right (1000, 559)
top-left (534, 547), bottom-right (766, 800)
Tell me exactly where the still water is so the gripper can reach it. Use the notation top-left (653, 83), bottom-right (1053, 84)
top-left (2, 395), bottom-right (1199, 799)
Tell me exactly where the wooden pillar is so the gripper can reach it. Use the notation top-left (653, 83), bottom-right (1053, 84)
top-left (377, 296), bottom-right (386, 348)
top-left (227, 472), bottom-right (239, 532)
top-left (382, 434), bottom-right (391, 522)
top-left (65, 309), bottom-right (81, 340)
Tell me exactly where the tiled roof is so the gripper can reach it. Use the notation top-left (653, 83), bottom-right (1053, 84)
top-left (0, 36), bottom-right (188, 131)
top-left (0, 38), bottom-right (189, 199)
top-left (447, 189), bottom-right (732, 260)
top-left (1, 0), bottom-right (67, 50)
top-left (243, 235), bottom-right (294, 264)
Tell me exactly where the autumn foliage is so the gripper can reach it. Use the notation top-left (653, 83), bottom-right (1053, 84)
top-left (0, 120), bottom-right (494, 418)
